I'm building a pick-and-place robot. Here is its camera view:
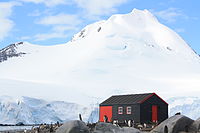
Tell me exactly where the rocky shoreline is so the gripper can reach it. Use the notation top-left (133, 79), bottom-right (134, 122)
top-left (1, 115), bottom-right (200, 133)
top-left (56, 115), bottom-right (200, 133)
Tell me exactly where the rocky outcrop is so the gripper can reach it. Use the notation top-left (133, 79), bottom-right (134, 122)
top-left (0, 42), bottom-right (26, 63)
top-left (56, 120), bottom-right (89, 133)
top-left (56, 121), bottom-right (141, 133)
top-left (89, 122), bottom-right (141, 133)
top-left (93, 122), bottom-right (120, 133)
top-left (4, 115), bottom-right (199, 133)
top-left (188, 117), bottom-right (200, 132)
top-left (150, 115), bottom-right (194, 133)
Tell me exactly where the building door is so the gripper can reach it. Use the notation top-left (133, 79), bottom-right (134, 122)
top-left (99, 106), bottom-right (112, 122)
top-left (152, 105), bottom-right (158, 122)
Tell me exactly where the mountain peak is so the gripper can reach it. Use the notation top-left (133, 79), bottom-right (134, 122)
top-left (107, 8), bottom-right (158, 24)
top-left (1, 42), bottom-right (24, 51)
top-left (131, 9), bottom-right (158, 21)
top-left (131, 8), bottom-right (150, 14)
top-left (71, 9), bottom-right (159, 42)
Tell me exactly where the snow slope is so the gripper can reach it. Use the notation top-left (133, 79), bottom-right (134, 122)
top-left (0, 9), bottom-right (200, 106)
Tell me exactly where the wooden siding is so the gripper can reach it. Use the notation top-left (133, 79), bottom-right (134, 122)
top-left (140, 94), bottom-right (168, 124)
top-left (99, 93), bottom-right (168, 124)
top-left (112, 104), bottom-right (140, 123)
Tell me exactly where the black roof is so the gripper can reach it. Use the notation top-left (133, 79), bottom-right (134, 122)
top-left (100, 93), bottom-right (154, 105)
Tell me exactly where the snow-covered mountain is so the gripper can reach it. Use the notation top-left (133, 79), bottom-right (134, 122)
top-left (0, 9), bottom-right (200, 121)
top-left (0, 96), bottom-right (98, 124)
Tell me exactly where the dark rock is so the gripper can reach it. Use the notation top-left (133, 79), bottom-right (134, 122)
top-left (188, 117), bottom-right (200, 132)
top-left (175, 112), bottom-right (181, 115)
top-left (79, 29), bottom-right (86, 38)
top-left (0, 42), bottom-right (26, 63)
top-left (93, 122), bottom-right (119, 133)
top-left (166, 47), bottom-right (172, 51)
top-left (16, 122), bottom-right (24, 126)
top-left (97, 27), bottom-right (101, 32)
top-left (150, 115), bottom-right (194, 133)
top-left (121, 127), bottom-right (141, 133)
top-left (93, 122), bottom-right (141, 133)
top-left (56, 120), bottom-right (89, 133)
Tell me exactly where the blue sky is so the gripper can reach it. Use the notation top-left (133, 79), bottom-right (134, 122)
top-left (0, 0), bottom-right (199, 54)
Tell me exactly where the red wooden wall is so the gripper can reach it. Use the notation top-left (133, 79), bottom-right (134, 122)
top-left (99, 106), bottom-right (112, 122)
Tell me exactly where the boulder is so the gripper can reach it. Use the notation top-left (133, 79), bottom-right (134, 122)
top-left (93, 122), bottom-right (141, 133)
top-left (188, 117), bottom-right (200, 132)
top-left (121, 127), bottom-right (141, 133)
top-left (150, 115), bottom-right (194, 133)
top-left (93, 122), bottom-right (119, 133)
top-left (56, 120), bottom-right (89, 133)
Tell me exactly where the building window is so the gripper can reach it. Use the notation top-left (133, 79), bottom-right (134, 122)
top-left (127, 106), bottom-right (131, 114)
top-left (118, 107), bottom-right (123, 114)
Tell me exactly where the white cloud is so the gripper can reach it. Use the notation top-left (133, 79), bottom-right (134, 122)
top-left (52, 25), bottom-right (79, 32)
top-left (74, 0), bottom-right (129, 18)
top-left (21, 25), bottom-right (78, 41)
top-left (0, 1), bottom-right (20, 41)
top-left (20, 36), bottom-right (31, 40)
top-left (21, 0), bottom-right (129, 17)
top-left (175, 28), bottom-right (185, 33)
top-left (33, 24), bottom-right (79, 41)
top-left (31, 13), bottom-right (81, 41)
top-left (36, 14), bottom-right (81, 26)
top-left (28, 9), bottom-right (42, 16)
top-left (152, 8), bottom-right (188, 23)
top-left (21, 0), bottom-right (129, 20)
top-left (20, 0), bottom-right (70, 7)
top-left (33, 32), bottom-right (67, 41)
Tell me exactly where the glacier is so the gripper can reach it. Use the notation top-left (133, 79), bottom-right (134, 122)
top-left (168, 97), bottom-right (200, 120)
top-left (0, 96), bottom-right (98, 124)
top-left (0, 9), bottom-right (200, 123)
top-left (0, 96), bottom-right (200, 124)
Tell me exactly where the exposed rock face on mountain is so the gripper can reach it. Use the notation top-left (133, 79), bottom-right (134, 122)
top-left (0, 42), bottom-right (26, 62)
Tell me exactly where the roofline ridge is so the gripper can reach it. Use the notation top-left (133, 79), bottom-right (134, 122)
top-left (100, 92), bottom-right (168, 105)
top-left (112, 92), bottom-right (153, 97)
